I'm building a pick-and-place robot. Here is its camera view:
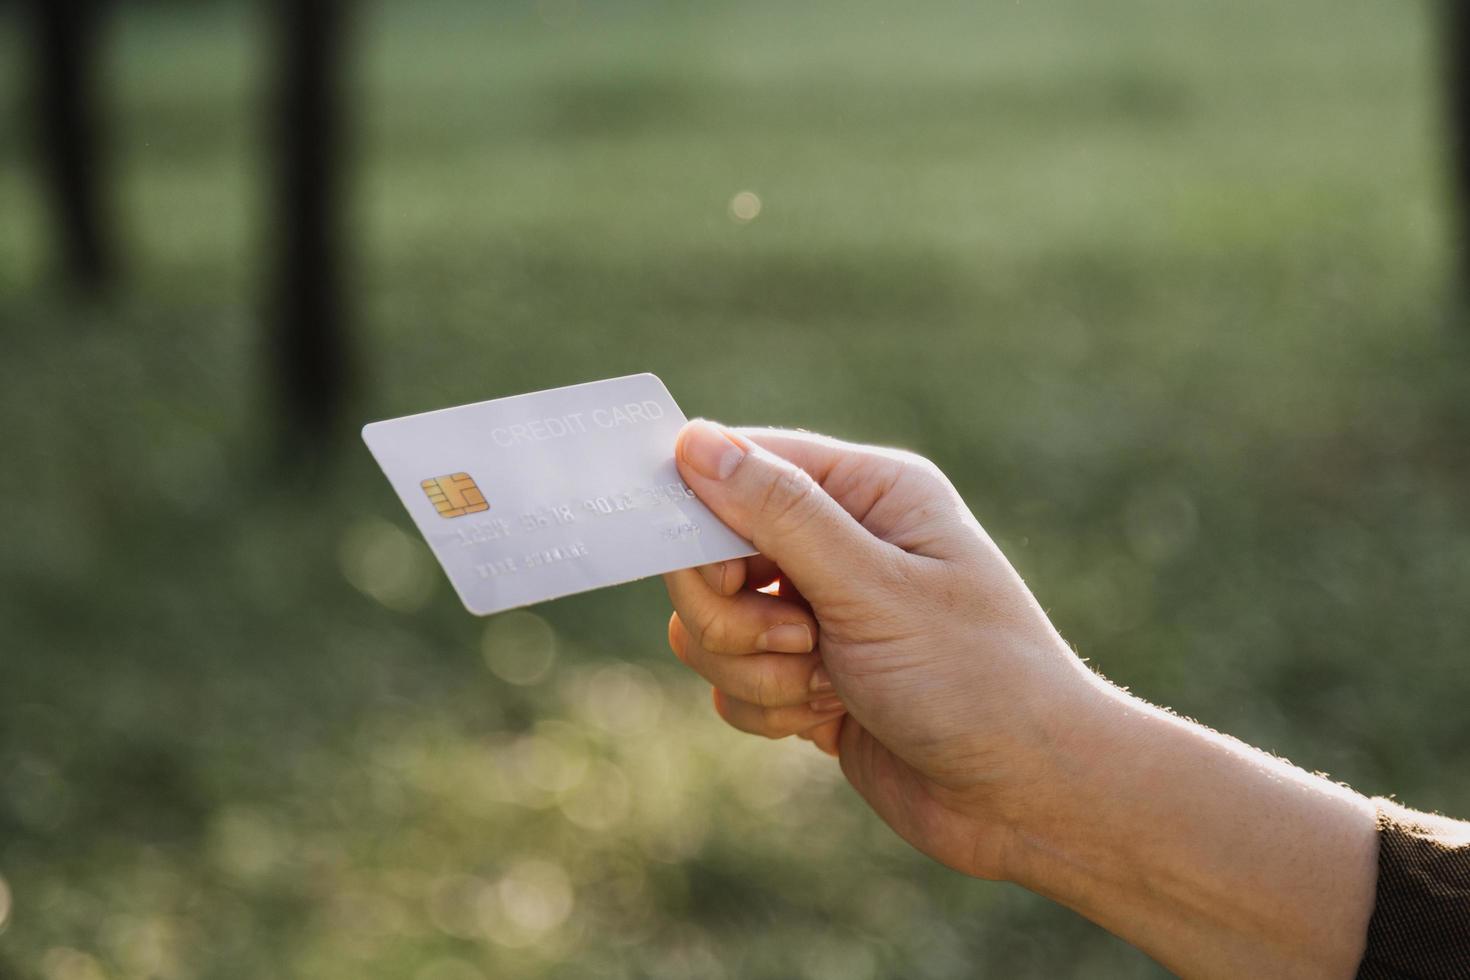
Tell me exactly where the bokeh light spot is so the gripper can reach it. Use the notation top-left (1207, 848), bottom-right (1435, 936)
top-left (478, 859), bottom-right (574, 947)
top-left (728, 190), bottom-right (762, 223)
top-left (729, 738), bottom-right (814, 813)
top-left (209, 807), bottom-right (289, 882)
top-left (583, 663), bottom-right (662, 735)
top-left (500, 859), bottom-right (574, 935)
top-left (482, 611), bottom-right (557, 685)
top-left (0, 873), bottom-right (10, 932)
top-left (101, 914), bottom-right (180, 978)
top-left (339, 518), bottom-right (437, 612)
top-left (427, 874), bottom-right (490, 939)
top-left (40, 948), bottom-right (106, 980)
top-left (560, 759), bottom-right (631, 831)
top-left (512, 726), bottom-right (589, 794)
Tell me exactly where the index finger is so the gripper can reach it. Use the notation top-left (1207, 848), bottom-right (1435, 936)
top-left (736, 428), bottom-right (907, 494)
top-left (662, 567), bottom-right (817, 656)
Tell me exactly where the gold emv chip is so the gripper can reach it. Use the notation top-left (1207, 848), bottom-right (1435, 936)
top-left (421, 473), bottom-right (489, 518)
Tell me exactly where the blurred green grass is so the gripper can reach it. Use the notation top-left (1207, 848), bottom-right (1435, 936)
top-left (2, 0), bottom-right (1468, 977)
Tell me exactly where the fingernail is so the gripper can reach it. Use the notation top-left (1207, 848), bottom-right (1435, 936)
top-left (757, 623), bottom-right (813, 654)
top-left (809, 665), bottom-right (833, 695)
top-left (681, 420), bottom-right (745, 481)
top-left (809, 696), bottom-right (845, 714)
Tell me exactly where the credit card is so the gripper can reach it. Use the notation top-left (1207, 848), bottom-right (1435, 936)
top-left (361, 373), bottom-right (756, 616)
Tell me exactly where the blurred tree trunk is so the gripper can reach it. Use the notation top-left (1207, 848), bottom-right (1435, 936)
top-left (270, 0), bottom-right (354, 453)
top-left (1447, 0), bottom-right (1470, 314)
top-left (31, 0), bottom-right (113, 293)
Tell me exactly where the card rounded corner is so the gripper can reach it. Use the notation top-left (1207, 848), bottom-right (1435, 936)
top-left (461, 596), bottom-right (498, 617)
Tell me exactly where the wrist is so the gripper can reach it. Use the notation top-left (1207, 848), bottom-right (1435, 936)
top-left (890, 631), bottom-right (1108, 883)
top-left (987, 661), bottom-right (1124, 884)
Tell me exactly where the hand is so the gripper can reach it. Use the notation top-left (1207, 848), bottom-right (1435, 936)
top-left (663, 421), bottom-right (1384, 979)
top-left (661, 420), bottom-right (1097, 880)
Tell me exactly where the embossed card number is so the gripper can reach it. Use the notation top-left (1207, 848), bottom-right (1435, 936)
top-left (362, 374), bottom-right (756, 616)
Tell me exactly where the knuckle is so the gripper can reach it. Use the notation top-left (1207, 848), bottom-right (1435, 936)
top-left (895, 450), bottom-right (951, 492)
top-left (749, 661), bottom-right (791, 708)
top-left (696, 606), bottom-right (739, 654)
top-left (893, 447), bottom-right (937, 471)
top-left (758, 464), bottom-right (819, 534)
top-left (752, 659), bottom-right (804, 708)
top-left (749, 665), bottom-right (772, 707)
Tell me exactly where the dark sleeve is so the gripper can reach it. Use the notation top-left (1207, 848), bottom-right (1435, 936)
top-left (1356, 799), bottom-right (1470, 980)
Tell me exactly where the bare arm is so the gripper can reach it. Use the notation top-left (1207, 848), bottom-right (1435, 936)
top-left (658, 420), bottom-right (1457, 977)
top-left (1004, 673), bottom-right (1379, 979)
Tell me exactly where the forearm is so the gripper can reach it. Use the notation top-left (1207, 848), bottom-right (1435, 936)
top-left (1003, 670), bottom-right (1378, 979)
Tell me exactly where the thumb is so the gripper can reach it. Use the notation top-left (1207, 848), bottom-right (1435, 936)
top-left (675, 419), bottom-right (889, 602)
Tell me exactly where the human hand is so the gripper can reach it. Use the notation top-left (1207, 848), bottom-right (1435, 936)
top-left (661, 421), bottom-right (1098, 880)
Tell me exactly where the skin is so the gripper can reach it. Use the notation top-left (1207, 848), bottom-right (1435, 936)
top-left (656, 419), bottom-right (1463, 979)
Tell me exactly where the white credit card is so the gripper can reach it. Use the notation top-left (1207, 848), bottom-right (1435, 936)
top-left (361, 373), bottom-right (756, 616)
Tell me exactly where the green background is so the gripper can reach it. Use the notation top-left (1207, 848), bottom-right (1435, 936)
top-left (2, 1), bottom-right (1467, 977)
